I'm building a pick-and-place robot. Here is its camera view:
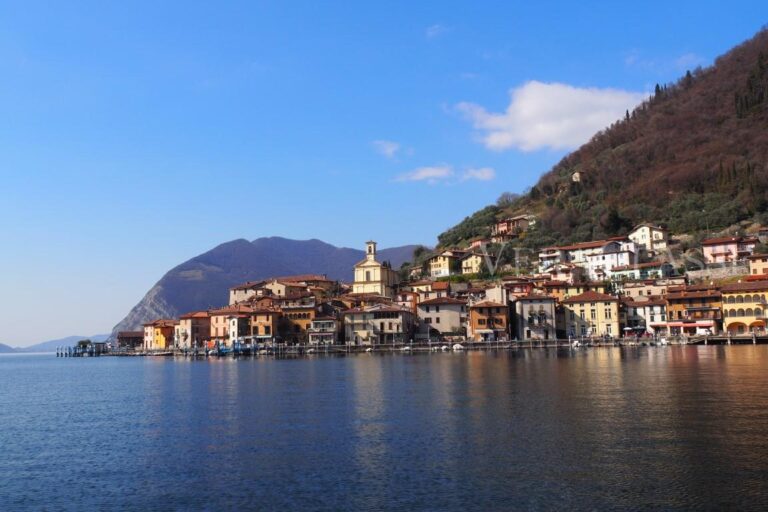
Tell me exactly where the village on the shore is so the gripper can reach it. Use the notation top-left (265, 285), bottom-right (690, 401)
top-left (115, 215), bottom-right (768, 353)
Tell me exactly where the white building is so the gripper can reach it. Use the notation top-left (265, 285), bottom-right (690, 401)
top-left (628, 223), bottom-right (668, 256)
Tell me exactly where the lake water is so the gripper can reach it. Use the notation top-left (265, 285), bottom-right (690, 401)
top-left (2, 346), bottom-right (768, 510)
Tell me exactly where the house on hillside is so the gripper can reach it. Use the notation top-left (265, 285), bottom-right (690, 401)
top-left (426, 249), bottom-right (467, 278)
top-left (701, 236), bottom-right (758, 265)
top-left (628, 223), bottom-right (668, 256)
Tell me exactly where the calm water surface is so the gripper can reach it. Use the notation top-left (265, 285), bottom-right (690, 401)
top-left (2, 346), bottom-right (768, 511)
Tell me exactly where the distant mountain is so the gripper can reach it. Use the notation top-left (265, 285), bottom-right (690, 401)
top-left (19, 334), bottom-right (110, 353)
top-left (439, 28), bottom-right (768, 248)
top-left (111, 237), bottom-right (418, 337)
top-left (0, 343), bottom-right (17, 354)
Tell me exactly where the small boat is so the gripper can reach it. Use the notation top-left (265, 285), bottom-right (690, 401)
top-left (452, 343), bottom-right (465, 351)
top-left (400, 346), bottom-right (412, 351)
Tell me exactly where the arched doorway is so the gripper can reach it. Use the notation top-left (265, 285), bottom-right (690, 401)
top-left (727, 322), bottom-right (747, 334)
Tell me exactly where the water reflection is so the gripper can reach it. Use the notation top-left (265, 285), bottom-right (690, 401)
top-left (2, 347), bottom-right (768, 510)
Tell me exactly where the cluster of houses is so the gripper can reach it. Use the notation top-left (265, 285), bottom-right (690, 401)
top-left (117, 220), bottom-right (768, 351)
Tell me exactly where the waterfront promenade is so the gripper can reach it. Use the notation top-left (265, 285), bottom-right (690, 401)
top-left (56, 334), bottom-right (768, 358)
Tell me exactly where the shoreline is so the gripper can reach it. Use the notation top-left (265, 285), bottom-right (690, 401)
top-left (54, 334), bottom-right (768, 358)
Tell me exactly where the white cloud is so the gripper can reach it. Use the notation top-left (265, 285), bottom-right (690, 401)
top-left (396, 165), bottom-right (453, 184)
top-left (456, 81), bottom-right (645, 152)
top-left (372, 139), bottom-right (400, 159)
top-left (462, 167), bottom-right (495, 181)
top-left (426, 24), bottom-right (449, 39)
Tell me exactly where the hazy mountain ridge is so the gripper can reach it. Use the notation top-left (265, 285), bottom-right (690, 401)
top-left (110, 237), bottom-right (418, 337)
top-left (1, 335), bottom-right (111, 352)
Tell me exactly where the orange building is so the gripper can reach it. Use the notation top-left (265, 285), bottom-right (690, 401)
top-left (467, 301), bottom-right (509, 341)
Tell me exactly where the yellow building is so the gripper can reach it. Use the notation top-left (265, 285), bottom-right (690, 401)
top-left (352, 241), bottom-right (399, 298)
top-left (562, 291), bottom-right (620, 338)
top-left (427, 250), bottom-right (464, 278)
top-left (143, 319), bottom-right (177, 350)
top-left (461, 253), bottom-right (494, 275)
top-left (721, 281), bottom-right (768, 334)
top-left (748, 254), bottom-right (768, 277)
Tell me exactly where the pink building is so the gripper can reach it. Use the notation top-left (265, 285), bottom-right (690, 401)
top-left (702, 236), bottom-right (758, 264)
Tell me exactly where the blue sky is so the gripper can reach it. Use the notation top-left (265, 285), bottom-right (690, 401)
top-left (0, 1), bottom-right (765, 345)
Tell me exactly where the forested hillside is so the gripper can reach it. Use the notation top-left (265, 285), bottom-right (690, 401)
top-left (439, 28), bottom-right (768, 249)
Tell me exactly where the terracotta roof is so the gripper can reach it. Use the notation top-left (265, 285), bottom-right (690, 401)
top-left (747, 253), bottom-right (768, 260)
top-left (209, 304), bottom-right (259, 315)
top-left (549, 239), bottom-right (623, 252)
top-left (701, 236), bottom-right (758, 245)
top-left (469, 301), bottom-right (507, 308)
top-left (144, 319), bottom-right (178, 327)
top-left (432, 281), bottom-right (450, 291)
top-left (666, 290), bottom-right (721, 300)
top-left (720, 280), bottom-right (768, 293)
top-left (419, 297), bottom-right (467, 306)
top-left (668, 284), bottom-right (718, 293)
top-left (562, 291), bottom-right (618, 303)
top-left (230, 280), bottom-right (266, 291)
top-left (179, 311), bottom-right (210, 319)
top-left (623, 296), bottom-right (667, 307)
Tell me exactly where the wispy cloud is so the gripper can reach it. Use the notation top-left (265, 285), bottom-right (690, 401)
top-left (425, 23), bottom-right (449, 39)
top-left (674, 52), bottom-right (705, 71)
top-left (372, 139), bottom-right (401, 159)
top-left (456, 81), bottom-right (645, 152)
top-left (396, 165), bottom-right (453, 184)
top-left (625, 50), bottom-right (706, 73)
top-left (462, 167), bottom-right (495, 181)
top-left (395, 165), bottom-right (496, 185)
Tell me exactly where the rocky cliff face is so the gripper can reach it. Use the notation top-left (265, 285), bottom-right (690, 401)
top-left (110, 237), bottom-right (417, 337)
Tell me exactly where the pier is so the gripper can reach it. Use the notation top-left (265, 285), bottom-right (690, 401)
top-left (55, 333), bottom-right (768, 359)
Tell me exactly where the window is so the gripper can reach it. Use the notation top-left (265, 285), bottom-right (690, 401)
top-left (436, 317), bottom-right (440, 324)
top-left (590, 309), bottom-right (596, 320)
top-left (365, 271), bottom-right (371, 282)
top-left (606, 325), bottom-right (612, 335)
top-left (435, 306), bottom-right (440, 313)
